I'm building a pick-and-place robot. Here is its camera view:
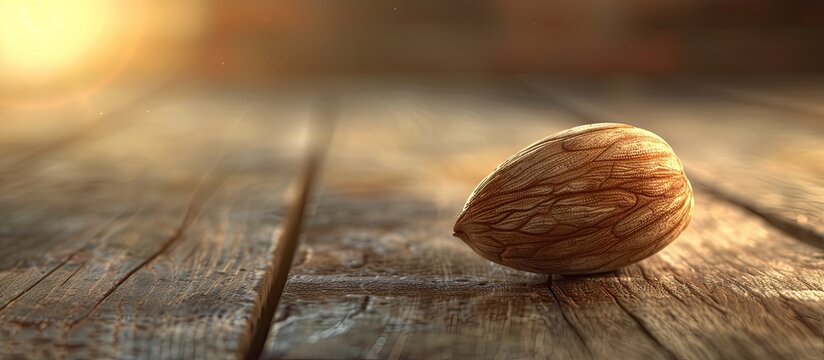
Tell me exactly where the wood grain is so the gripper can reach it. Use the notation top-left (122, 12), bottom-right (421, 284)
top-left (525, 78), bottom-right (824, 247)
top-left (0, 89), bottom-right (314, 359)
top-left (262, 83), bottom-right (824, 359)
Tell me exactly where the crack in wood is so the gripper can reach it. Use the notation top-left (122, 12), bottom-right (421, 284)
top-left (67, 160), bottom-right (232, 329)
top-left (59, 261), bottom-right (86, 287)
top-left (0, 249), bottom-right (81, 313)
top-left (546, 276), bottom-right (593, 357)
top-left (603, 287), bottom-right (680, 360)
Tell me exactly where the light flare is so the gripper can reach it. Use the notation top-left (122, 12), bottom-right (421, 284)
top-left (0, 0), bottom-right (116, 80)
top-left (0, 0), bottom-right (150, 110)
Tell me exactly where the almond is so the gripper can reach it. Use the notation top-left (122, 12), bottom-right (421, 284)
top-left (453, 123), bottom-right (694, 274)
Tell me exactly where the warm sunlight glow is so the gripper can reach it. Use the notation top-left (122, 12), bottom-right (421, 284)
top-left (0, 0), bottom-right (116, 81)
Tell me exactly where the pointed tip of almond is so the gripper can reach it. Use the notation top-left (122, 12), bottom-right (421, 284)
top-left (454, 209), bottom-right (468, 234)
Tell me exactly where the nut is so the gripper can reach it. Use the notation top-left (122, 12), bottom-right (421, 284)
top-left (453, 123), bottom-right (693, 274)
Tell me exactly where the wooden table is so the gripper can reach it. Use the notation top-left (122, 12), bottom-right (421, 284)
top-left (1, 77), bottom-right (821, 359)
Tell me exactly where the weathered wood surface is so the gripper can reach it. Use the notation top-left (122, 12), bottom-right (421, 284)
top-left (525, 78), bottom-right (824, 246)
top-left (263, 83), bottom-right (824, 359)
top-left (0, 79), bottom-right (822, 360)
top-left (0, 89), bottom-right (314, 359)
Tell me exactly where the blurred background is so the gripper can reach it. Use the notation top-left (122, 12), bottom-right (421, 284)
top-left (1, 0), bottom-right (823, 111)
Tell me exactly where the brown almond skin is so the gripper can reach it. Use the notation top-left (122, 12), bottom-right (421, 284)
top-left (453, 123), bottom-right (694, 274)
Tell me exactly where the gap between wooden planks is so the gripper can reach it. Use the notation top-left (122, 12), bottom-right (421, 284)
top-left (262, 80), bottom-right (823, 360)
top-left (240, 96), bottom-right (336, 360)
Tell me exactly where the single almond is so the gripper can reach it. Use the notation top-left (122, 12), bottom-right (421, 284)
top-left (453, 123), bottom-right (694, 274)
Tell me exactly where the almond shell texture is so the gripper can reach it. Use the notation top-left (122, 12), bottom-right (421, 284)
top-left (453, 123), bottom-right (694, 274)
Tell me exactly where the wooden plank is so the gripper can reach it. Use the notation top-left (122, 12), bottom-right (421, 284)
top-left (525, 78), bottom-right (824, 246)
top-left (0, 89), bottom-right (315, 359)
top-left (262, 82), bottom-right (824, 359)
